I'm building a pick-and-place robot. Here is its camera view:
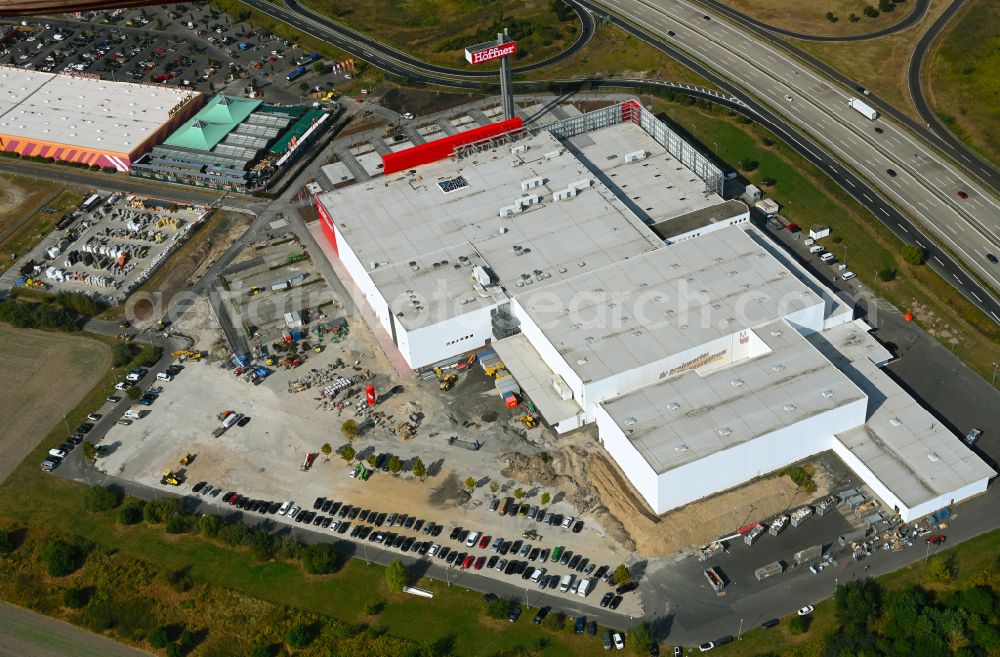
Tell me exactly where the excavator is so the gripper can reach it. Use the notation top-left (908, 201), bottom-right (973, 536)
top-left (434, 367), bottom-right (457, 391)
top-left (161, 470), bottom-right (181, 486)
top-left (179, 453), bottom-right (194, 466)
top-left (171, 350), bottom-right (203, 361)
top-left (519, 413), bottom-right (537, 429)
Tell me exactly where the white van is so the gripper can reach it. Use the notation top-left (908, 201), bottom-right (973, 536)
top-left (222, 413), bottom-right (242, 429)
top-left (48, 448), bottom-right (67, 459)
top-left (559, 574), bottom-right (574, 592)
top-left (156, 371), bottom-right (173, 382)
top-left (819, 252), bottom-right (836, 263)
top-left (808, 245), bottom-right (824, 254)
top-left (842, 271), bottom-right (856, 280)
top-left (465, 531), bottom-right (480, 548)
top-left (124, 408), bottom-right (141, 419)
top-left (530, 567), bottom-right (546, 583)
top-left (576, 578), bottom-right (592, 597)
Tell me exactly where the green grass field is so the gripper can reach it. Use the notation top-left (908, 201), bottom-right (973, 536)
top-left (0, 189), bottom-right (83, 261)
top-left (925, 0), bottom-right (1000, 165)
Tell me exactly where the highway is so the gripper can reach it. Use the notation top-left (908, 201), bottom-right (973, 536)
top-left (587, 0), bottom-right (1000, 312)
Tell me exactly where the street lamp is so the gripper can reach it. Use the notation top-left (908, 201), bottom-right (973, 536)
top-left (738, 617), bottom-right (744, 640)
top-left (991, 362), bottom-right (998, 386)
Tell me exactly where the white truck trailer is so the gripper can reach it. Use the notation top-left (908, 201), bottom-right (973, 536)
top-left (849, 97), bottom-right (878, 121)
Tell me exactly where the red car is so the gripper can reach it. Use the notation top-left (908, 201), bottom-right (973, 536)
top-left (927, 535), bottom-right (946, 545)
top-left (462, 555), bottom-right (475, 570)
top-left (957, 191), bottom-right (968, 199)
top-left (228, 494), bottom-right (241, 505)
top-left (479, 534), bottom-right (491, 549)
top-left (474, 556), bottom-right (486, 570)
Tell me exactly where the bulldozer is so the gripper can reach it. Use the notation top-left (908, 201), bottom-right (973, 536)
top-left (519, 414), bottom-right (537, 429)
top-left (160, 470), bottom-right (181, 486)
top-left (179, 453), bottom-right (194, 466)
top-left (434, 367), bottom-right (457, 392)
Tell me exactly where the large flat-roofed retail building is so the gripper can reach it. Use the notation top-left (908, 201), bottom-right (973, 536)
top-left (313, 100), bottom-right (993, 522)
top-left (0, 66), bottom-right (201, 170)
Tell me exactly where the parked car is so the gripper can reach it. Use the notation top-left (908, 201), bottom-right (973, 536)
top-left (798, 605), bottom-right (815, 616)
top-left (508, 607), bottom-right (522, 623)
top-left (613, 632), bottom-right (625, 650)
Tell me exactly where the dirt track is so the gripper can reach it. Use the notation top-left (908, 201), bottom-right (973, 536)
top-left (0, 602), bottom-right (151, 657)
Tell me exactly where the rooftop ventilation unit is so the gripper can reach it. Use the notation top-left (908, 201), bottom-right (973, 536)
top-left (927, 452), bottom-right (941, 462)
top-left (783, 404), bottom-right (797, 412)
top-left (472, 265), bottom-right (492, 287)
top-left (511, 144), bottom-right (528, 154)
top-left (821, 389), bottom-right (834, 398)
top-left (674, 444), bottom-right (688, 452)
top-left (520, 176), bottom-right (545, 190)
top-left (889, 417), bottom-right (902, 427)
top-left (666, 402), bottom-right (679, 411)
top-left (553, 187), bottom-right (578, 201)
top-left (771, 364), bottom-right (785, 372)
top-left (499, 204), bottom-right (522, 218)
top-left (517, 194), bottom-right (541, 207)
top-left (624, 416), bottom-right (637, 426)
top-left (544, 149), bottom-right (563, 159)
top-left (568, 179), bottom-right (592, 192)
top-left (624, 149), bottom-right (648, 163)
top-left (730, 379), bottom-right (744, 387)
top-left (718, 427), bottom-right (732, 437)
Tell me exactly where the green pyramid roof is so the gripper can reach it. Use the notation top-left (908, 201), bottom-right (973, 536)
top-left (164, 95), bottom-right (262, 152)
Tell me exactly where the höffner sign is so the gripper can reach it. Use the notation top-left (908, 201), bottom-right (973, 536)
top-left (465, 41), bottom-right (517, 64)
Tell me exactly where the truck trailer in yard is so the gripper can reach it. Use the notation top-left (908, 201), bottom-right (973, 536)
top-left (849, 97), bottom-right (878, 120)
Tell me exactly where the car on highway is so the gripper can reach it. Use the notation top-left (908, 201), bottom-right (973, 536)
top-left (957, 190), bottom-right (968, 199)
top-left (886, 168), bottom-right (896, 177)
top-left (874, 126), bottom-right (883, 134)
top-left (987, 254), bottom-right (998, 264)
top-left (783, 94), bottom-right (792, 102)
top-left (798, 605), bottom-right (815, 616)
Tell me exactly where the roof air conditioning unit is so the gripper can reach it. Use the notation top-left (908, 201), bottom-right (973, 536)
top-left (553, 187), bottom-right (577, 201)
top-left (544, 149), bottom-right (563, 159)
top-left (520, 176), bottom-right (545, 190)
top-left (624, 149), bottom-right (648, 163)
top-left (511, 144), bottom-right (528, 154)
top-left (569, 178), bottom-right (592, 192)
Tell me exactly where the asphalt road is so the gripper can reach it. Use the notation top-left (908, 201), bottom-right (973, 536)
top-left (590, 0), bottom-right (1000, 305)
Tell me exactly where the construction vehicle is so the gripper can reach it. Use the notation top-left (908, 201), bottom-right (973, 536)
top-left (161, 470), bottom-right (181, 486)
top-left (118, 320), bottom-right (131, 329)
top-left (520, 413), bottom-right (537, 429)
top-left (398, 421), bottom-right (415, 440)
top-left (433, 367), bottom-right (457, 391)
top-left (171, 350), bottom-right (203, 361)
top-left (179, 453), bottom-right (193, 466)
top-left (247, 286), bottom-right (264, 296)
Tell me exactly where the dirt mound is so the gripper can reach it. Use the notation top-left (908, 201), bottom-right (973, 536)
top-left (428, 471), bottom-right (470, 508)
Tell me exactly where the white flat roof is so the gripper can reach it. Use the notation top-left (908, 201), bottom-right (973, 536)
top-left (321, 121), bottom-right (713, 330)
top-left (515, 226), bottom-right (823, 383)
top-left (0, 67), bottom-right (199, 155)
top-left (600, 322), bottom-right (865, 474)
top-left (814, 321), bottom-right (996, 506)
top-left (493, 333), bottom-right (583, 423)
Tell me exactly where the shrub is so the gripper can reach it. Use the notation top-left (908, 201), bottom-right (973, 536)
top-left (83, 485), bottom-right (122, 512)
top-left (112, 342), bottom-right (138, 367)
top-left (0, 527), bottom-right (13, 553)
top-left (385, 560), bottom-right (408, 592)
top-left (737, 158), bottom-right (758, 172)
top-left (878, 268), bottom-right (897, 282)
top-left (630, 622), bottom-right (652, 649)
top-left (612, 564), bottom-right (632, 586)
top-left (789, 615), bottom-right (810, 635)
top-left (148, 625), bottom-right (170, 649)
top-left (43, 539), bottom-right (84, 577)
top-left (364, 599), bottom-right (384, 615)
top-left (197, 514), bottom-right (220, 537)
top-left (286, 623), bottom-right (313, 649)
top-left (778, 465), bottom-right (817, 492)
top-left (118, 500), bottom-right (144, 525)
top-left (143, 497), bottom-right (179, 524)
top-left (165, 644), bottom-right (182, 657)
top-left (250, 644), bottom-right (271, 657)
top-left (485, 596), bottom-right (515, 619)
top-left (302, 542), bottom-right (340, 574)
top-left (127, 386), bottom-right (142, 401)
top-left (900, 244), bottom-right (926, 265)
top-left (928, 555), bottom-right (956, 584)
top-left (63, 586), bottom-right (90, 609)
top-left (251, 529), bottom-right (276, 562)
top-left (341, 419), bottom-right (358, 439)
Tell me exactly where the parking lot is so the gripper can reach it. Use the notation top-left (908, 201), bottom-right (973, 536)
top-left (11, 192), bottom-right (208, 305)
top-left (1, 4), bottom-right (345, 105)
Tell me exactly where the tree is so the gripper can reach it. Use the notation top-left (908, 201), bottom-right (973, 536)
top-left (540, 492), bottom-right (551, 505)
top-left (320, 443), bottom-right (333, 461)
top-left (388, 455), bottom-right (403, 475)
top-left (341, 445), bottom-right (356, 463)
top-left (312, 61), bottom-right (325, 73)
top-left (849, 12), bottom-right (860, 21)
top-left (877, 267), bottom-right (897, 282)
top-left (928, 555), bottom-right (955, 584)
top-left (112, 342), bottom-right (137, 366)
top-left (118, 500), bottom-right (144, 525)
top-left (366, 454), bottom-right (378, 468)
top-left (341, 419), bottom-right (358, 440)
top-left (82, 441), bottom-right (97, 463)
top-left (249, 644), bottom-right (270, 657)
top-left (83, 485), bottom-right (121, 512)
top-left (286, 623), bottom-right (312, 649)
top-left (489, 481), bottom-right (500, 496)
top-left (298, 81), bottom-right (309, 94)
top-left (737, 158), bottom-right (758, 172)
top-left (0, 528), bottom-right (12, 553)
top-left (514, 487), bottom-right (526, 501)
top-left (385, 559), bottom-right (408, 592)
top-left (878, 0), bottom-right (894, 11)
top-left (485, 596), bottom-right (515, 619)
top-left (148, 625), bottom-right (170, 649)
top-left (611, 564), bottom-right (631, 586)
top-left (901, 244), bottom-right (926, 265)
top-left (127, 386), bottom-right (142, 401)
top-left (825, 11), bottom-right (838, 22)
top-left (464, 477), bottom-right (477, 492)
top-left (630, 622), bottom-right (652, 651)
top-left (863, 5), bottom-right (879, 17)
top-left (197, 513), bottom-right (220, 537)
top-left (788, 615), bottom-right (810, 635)
top-left (302, 543), bottom-right (340, 574)
top-left (63, 585), bottom-right (90, 608)
top-left (43, 539), bottom-right (83, 577)
top-left (411, 457), bottom-right (427, 479)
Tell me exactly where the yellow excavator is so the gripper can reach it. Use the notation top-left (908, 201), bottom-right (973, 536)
top-left (161, 470), bottom-right (181, 486)
top-left (434, 367), bottom-right (457, 391)
top-left (179, 453), bottom-right (193, 466)
top-left (171, 350), bottom-right (202, 361)
top-left (520, 414), bottom-right (537, 429)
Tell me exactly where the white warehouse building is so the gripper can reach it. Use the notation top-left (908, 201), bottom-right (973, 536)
top-left (314, 101), bottom-right (993, 522)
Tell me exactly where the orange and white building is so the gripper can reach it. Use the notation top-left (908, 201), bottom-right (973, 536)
top-left (0, 66), bottom-right (202, 171)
